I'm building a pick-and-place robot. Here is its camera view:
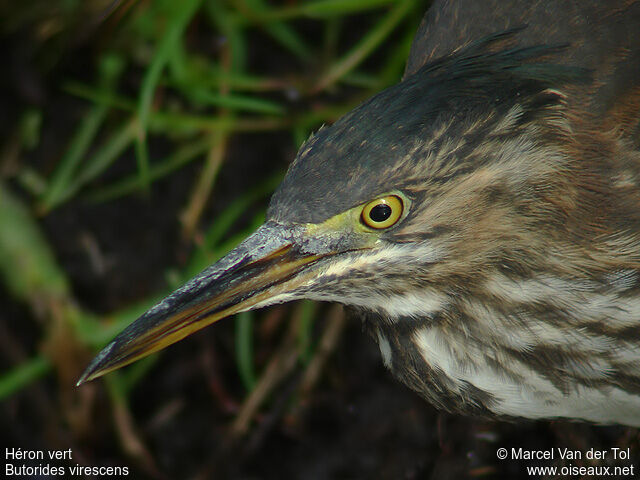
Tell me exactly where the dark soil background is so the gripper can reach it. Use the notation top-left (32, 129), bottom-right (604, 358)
top-left (1, 1), bottom-right (638, 479)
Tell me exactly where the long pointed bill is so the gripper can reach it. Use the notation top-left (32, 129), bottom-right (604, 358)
top-left (77, 222), bottom-right (323, 385)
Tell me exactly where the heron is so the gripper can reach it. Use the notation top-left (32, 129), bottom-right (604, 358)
top-left (78, 0), bottom-right (640, 426)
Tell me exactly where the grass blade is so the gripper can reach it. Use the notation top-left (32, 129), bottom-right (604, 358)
top-left (313, 0), bottom-right (414, 91)
top-left (136, 0), bottom-right (203, 191)
top-left (297, 300), bottom-right (316, 364)
top-left (238, 0), bottom-right (312, 60)
top-left (0, 183), bottom-right (69, 300)
top-left (0, 356), bottom-right (51, 400)
top-left (40, 54), bottom-right (125, 212)
top-left (237, 0), bottom-right (397, 22)
top-left (235, 311), bottom-right (257, 391)
top-left (39, 105), bottom-right (108, 212)
top-left (87, 138), bottom-right (212, 203)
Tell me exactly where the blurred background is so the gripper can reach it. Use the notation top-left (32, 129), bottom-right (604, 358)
top-left (1, 1), bottom-right (637, 479)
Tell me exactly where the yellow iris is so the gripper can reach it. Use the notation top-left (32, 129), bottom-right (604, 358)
top-left (361, 195), bottom-right (404, 229)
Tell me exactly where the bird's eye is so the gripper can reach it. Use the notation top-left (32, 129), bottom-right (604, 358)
top-left (361, 195), bottom-right (403, 229)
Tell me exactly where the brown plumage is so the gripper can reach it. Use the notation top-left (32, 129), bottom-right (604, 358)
top-left (369, 0), bottom-right (640, 422)
top-left (80, 0), bottom-right (640, 425)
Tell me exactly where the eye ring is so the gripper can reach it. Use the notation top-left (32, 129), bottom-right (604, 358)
top-left (361, 195), bottom-right (404, 229)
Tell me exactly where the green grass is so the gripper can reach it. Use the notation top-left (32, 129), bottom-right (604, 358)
top-left (1, 0), bottom-right (426, 404)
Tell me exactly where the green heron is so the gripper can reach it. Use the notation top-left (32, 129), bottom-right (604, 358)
top-left (79, 0), bottom-right (640, 426)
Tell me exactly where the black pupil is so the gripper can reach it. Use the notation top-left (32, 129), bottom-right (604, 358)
top-left (369, 203), bottom-right (392, 223)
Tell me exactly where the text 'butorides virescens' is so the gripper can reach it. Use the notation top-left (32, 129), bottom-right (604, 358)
top-left (78, 0), bottom-right (640, 426)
